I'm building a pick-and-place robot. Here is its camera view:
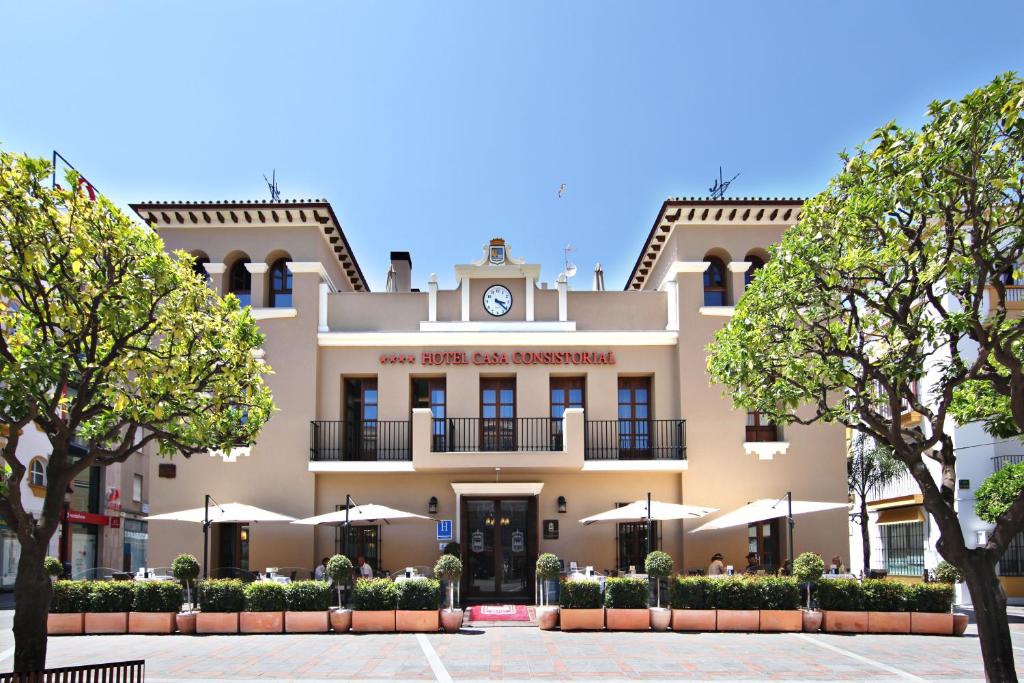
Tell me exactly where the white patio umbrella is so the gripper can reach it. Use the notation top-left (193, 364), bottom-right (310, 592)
top-left (578, 493), bottom-right (716, 559)
top-left (291, 504), bottom-right (434, 526)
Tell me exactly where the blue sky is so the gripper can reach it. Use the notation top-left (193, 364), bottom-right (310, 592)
top-left (3, 1), bottom-right (1022, 291)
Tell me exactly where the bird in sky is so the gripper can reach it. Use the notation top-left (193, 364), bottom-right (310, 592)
top-left (557, 183), bottom-right (566, 198)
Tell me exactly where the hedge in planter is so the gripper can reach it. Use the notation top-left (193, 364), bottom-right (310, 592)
top-left (908, 583), bottom-right (955, 635)
top-left (285, 580), bottom-right (332, 632)
top-left (713, 578), bottom-right (760, 631)
top-left (86, 580), bottom-right (134, 634)
top-left (604, 577), bottom-right (649, 631)
top-left (241, 581), bottom-right (286, 634)
top-left (559, 579), bottom-right (602, 609)
top-left (754, 577), bottom-right (800, 610)
top-left (862, 579), bottom-right (910, 633)
top-left (817, 578), bottom-right (866, 633)
top-left (669, 577), bottom-right (717, 631)
top-left (48, 580), bottom-right (89, 635)
top-left (397, 578), bottom-right (441, 632)
top-left (352, 578), bottom-right (399, 632)
top-left (130, 581), bottom-right (183, 634)
top-left (197, 578), bottom-right (245, 634)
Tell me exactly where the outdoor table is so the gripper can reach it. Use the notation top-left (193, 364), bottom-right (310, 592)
top-left (134, 575), bottom-right (176, 582)
top-left (566, 572), bottom-right (606, 592)
top-left (260, 575), bottom-right (291, 585)
top-left (395, 574), bottom-right (430, 583)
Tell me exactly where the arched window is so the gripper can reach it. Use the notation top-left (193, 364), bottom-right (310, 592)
top-left (745, 255), bottom-right (765, 287)
top-left (192, 255), bottom-right (210, 283)
top-left (269, 258), bottom-right (292, 308)
top-left (229, 258), bottom-right (252, 307)
top-left (703, 257), bottom-right (727, 306)
top-left (30, 458), bottom-right (46, 487)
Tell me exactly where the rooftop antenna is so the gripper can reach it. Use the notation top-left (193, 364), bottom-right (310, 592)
top-left (263, 170), bottom-right (281, 202)
top-left (562, 244), bottom-right (577, 279)
top-left (708, 166), bottom-right (739, 199)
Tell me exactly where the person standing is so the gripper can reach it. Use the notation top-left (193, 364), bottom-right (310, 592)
top-left (357, 555), bottom-right (374, 580)
top-left (707, 553), bottom-right (726, 576)
top-left (314, 557), bottom-right (328, 580)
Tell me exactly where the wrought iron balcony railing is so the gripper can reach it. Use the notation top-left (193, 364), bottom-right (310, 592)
top-left (309, 420), bottom-right (411, 461)
top-left (993, 454), bottom-right (1024, 472)
top-left (430, 417), bottom-right (560, 452)
top-left (585, 419), bottom-right (686, 460)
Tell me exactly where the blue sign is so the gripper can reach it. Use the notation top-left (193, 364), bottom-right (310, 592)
top-left (436, 519), bottom-right (453, 541)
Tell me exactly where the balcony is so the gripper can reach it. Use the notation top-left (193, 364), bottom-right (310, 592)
top-left (993, 454), bottom-right (1024, 472)
top-left (309, 420), bottom-right (411, 462)
top-left (430, 417), bottom-right (564, 453)
top-left (584, 420), bottom-right (686, 461)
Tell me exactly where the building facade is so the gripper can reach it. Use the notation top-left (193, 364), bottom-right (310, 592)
top-left (133, 196), bottom-right (848, 600)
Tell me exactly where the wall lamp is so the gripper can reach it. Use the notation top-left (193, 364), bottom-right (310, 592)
top-left (428, 496), bottom-right (438, 515)
top-left (557, 496), bottom-right (567, 514)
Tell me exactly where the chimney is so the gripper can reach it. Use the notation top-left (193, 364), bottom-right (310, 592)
top-left (389, 251), bottom-right (412, 292)
top-left (593, 263), bottom-right (605, 291)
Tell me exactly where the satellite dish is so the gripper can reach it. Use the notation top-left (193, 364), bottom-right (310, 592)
top-left (564, 262), bottom-right (578, 278)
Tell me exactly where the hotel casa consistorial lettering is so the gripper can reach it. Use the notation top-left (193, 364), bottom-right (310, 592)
top-left (379, 350), bottom-right (617, 366)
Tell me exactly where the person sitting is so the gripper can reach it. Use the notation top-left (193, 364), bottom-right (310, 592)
top-left (314, 557), bottom-right (328, 580)
top-left (743, 552), bottom-right (761, 574)
top-left (778, 559), bottom-right (792, 576)
top-left (707, 553), bottom-right (726, 576)
top-left (830, 555), bottom-right (846, 574)
top-left (357, 555), bottom-right (374, 580)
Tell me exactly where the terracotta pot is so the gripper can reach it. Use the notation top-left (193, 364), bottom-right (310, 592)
top-left (84, 612), bottom-right (128, 634)
top-left (240, 611), bottom-right (283, 634)
top-left (176, 612), bottom-right (197, 634)
top-left (910, 612), bottom-right (953, 635)
top-left (822, 610), bottom-right (867, 633)
top-left (330, 608), bottom-right (352, 632)
top-left (440, 609), bottom-right (463, 633)
top-left (953, 612), bottom-right (969, 636)
top-left (352, 610), bottom-right (396, 632)
top-left (649, 607), bottom-right (671, 632)
top-left (47, 613), bottom-right (83, 636)
top-left (867, 611), bottom-right (910, 634)
top-left (536, 606), bottom-right (559, 630)
top-left (801, 609), bottom-right (822, 632)
top-left (397, 610), bottom-right (439, 632)
top-left (129, 612), bottom-right (177, 634)
top-left (672, 609), bottom-right (716, 631)
top-left (196, 612), bottom-right (239, 634)
top-left (759, 610), bottom-right (802, 632)
top-left (559, 608), bottom-right (604, 631)
top-left (286, 610), bottom-right (329, 633)
top-left (606, 608), bottom-right (649, 631)
top-left (716, 609), bottom-right (759, 632)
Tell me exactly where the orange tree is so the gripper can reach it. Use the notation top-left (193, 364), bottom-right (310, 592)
top-left (0, 151), bottom-right (273, 671)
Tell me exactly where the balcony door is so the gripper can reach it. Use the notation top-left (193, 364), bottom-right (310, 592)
top-left (462, 497), bottom-right (536, 601)
top-left (413, 378), bottom-right (447, 451)
top-left (480, 378), bottom-right (515, 451)
top-left (617, 377), bottom-right (651, 459)
top-left (344, 378), bottom-right (378, 460)
top-left (550, 377), bottom-right (584, 450)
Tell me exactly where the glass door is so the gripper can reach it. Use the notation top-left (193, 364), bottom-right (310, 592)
top-left (499, 500), bottom-right (529, 595)
top-left (345, 378), bottom-right (378, 460)
top-left (463, 497), bottom-right (536, 601)
top-left (550, 377), bottom-right (584, 450)
top-left (465, 500), bottom-right (497, 596)
top-left (480, 379), bottom-right (515, 451)
top-left (617, 378), bottom-right (651, 459)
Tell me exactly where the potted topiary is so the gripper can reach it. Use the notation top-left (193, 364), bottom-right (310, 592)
top-left (172, 553), bottom-right (200, 634)
top-left (645, 551), bottom-right (673, 631)
top-left (397, 578), bottom-right (441, 632)
top-left (934, 561), bottom-right (968, 635)
top-left (793, 551), bottom-right (824, 632)
top-left (197, 578), bottom-right (245, 633)
top-left (326, 554), bottom-right (353, 632)
top-left (604, 577), bottom-right (650, 630)
top-left (818, 578), bottom-right (867, 633)
top-left (352, 577), bottom-right (399, 632)
top-left (434, 554), bottom-right (463, 633)
top-left (863, 579), bottom-right (909, 634)
top-left (48, 579), bottom-right (89, 635)
top-left (130, 580), bottom-right (183, 634)
top-left (714, 577), bottom-right (760, 631)
top-left (44, 556), bottom-right (63, 582)
top-left (908, 583), bottom-right (955, 635)
top-left (559, 579), bottom-right (604, 631)
top-left (535, 553), bottom-right (561, 630)
top-left (240, 581), bottom-right (285, 633)
top-left (285, 580), bottom-right (332, 632)
top-left (84, 580), bottom-right (134, 634)
top-left (669, 576), bottom-right (717, 631)
top-left (755, 576), bottom-right (802, 632)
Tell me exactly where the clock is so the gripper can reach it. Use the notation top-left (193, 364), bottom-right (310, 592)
top-left (482, 284), bottom-right (513, 317)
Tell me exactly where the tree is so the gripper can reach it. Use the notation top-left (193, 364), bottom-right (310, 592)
top-left (847, 433), bottom-right (905, 572)
top-left (707, 73), bottom-right (1024, 681)
top-left (0, 151), bottom-right (273, 671)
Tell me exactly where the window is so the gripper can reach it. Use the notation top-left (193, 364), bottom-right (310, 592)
top-left (336, 514), bottom-right (380, 574)
top-left (413, 378), bottom-right (446, 451)
top-left (747, 519), bottom-right (781, 572)
top-left (1001, 533), bottom-right (1024, 577)
top-left (344, 378), bottom-right (378, 460)
top-left (132, 474), bottom-right (143, 503)
top-left (745, 411), bottom-right (779, 442)
top-left (480, 378), bottom-right (516, 451)
top-left (269, 258), bottom-right (292, 308)
top-left (550, 378), bottom-right (584, 450)
top-left (703, 257), bottom-right (727, 306)
top-left (617, 377), bottom-right (651, 458)
top-left (745, 255), bottom-right (765, 287)
top-left (29, 458), bottom-right (46, 488)
top-left (616, 502), bottom-right (659, 572)
top-left (880, 521), bottom-right (925, 575)
top-left (228, 258), bottom-right (251, 307)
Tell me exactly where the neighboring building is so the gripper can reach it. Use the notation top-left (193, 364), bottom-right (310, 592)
top-left (132, 196), bottom-right (848, 601)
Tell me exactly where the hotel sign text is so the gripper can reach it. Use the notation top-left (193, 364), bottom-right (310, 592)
top-left (379, 351), bottom-right (617, 366)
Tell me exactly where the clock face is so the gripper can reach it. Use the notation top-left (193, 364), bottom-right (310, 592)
top-left (482, 284), bottom-right (513, 317)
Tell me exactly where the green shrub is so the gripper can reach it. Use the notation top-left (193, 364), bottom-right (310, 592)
top-left (353, 578), bottom-right (399, 611)
top-left (243, 581), bottom-right (286, 611)
top-left (975, 462), bottom-right (1024, 523)
top-left (50, 580), bottom-right (89, 613)
top-left (816, 579), bottom-right (865, 611)
top-left (326, 554), bottom-right (353, 584)
top-left (43, 556), bottom-right (63, 577)
top-left (87, 580), bottom-right (135, 613)
top-left (934, 560), bottom-right (963, 584)
top-left (604, 577), bottom-right (649, 609)
top-left (434, 554), bottom-right (463, 581)
top-left (171, 554), bottom-right (200, 583)
top-left (559, 579), bottom-right (602, 609)
top-left (397, 579), bottom-right (441, 610)
top-left (669, 576), bottom-right (718, 610)
top-left (793, 552), bottom-right (825, 584)
top-left (715, 578), bottom-right (759, 610)
top-left (198, 579), bottom-right (245, 613)
top-left (132, 581), bottom-right (183, 612)
top-left (862, 579), bottom-right (908, 612)
top-left (285, 580), bottom-right (331, 611)
top-left (535, 553), bottom-right (561, 580)
top-left (754, 577), bottom-right (800, 610)
top-left (644, 551), bottom-right (673, 578)
top-left (908, 583), bottom-right (954, 613)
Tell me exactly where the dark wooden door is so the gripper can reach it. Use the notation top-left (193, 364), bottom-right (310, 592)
top-left (462, 496), bottom-right (536, 601)
top-left (413, 378), bottom-right (447, 450)
top-left (345, 379), bottom-right (378, 460)
top-left (550, 377), bottom-right (584, 450)
top-left (480, 378), bottom-right (515, 451)
top-left (617, 377), bottom-right (651, 459)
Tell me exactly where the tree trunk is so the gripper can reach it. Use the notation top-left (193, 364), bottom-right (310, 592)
top-left (964, 552), bottom-right (1017, 682)
top-left (860, 498), bottom-right (871, 574)
top-left (13, 537), bottom-right (52, 673)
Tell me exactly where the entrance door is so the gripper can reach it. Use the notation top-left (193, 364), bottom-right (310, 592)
top-left (480, 379), bottom-right (515, 451)
top-left (462, 497), bottom-right (536, 601)
top-left (345, 378), bottom-right (378, 460)
top-left (748, 519), bottom-right (781, 572)
top-left (215, 523), bottom-right (249, 579)
top-left (617, 378), bottom-right (651, 459)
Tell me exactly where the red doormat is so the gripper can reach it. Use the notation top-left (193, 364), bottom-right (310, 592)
top-left (467, 604), bottom-right (531, 621)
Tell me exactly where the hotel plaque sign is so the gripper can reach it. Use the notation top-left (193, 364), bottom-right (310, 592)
top-left (380, 351), bottom-right (617, 366)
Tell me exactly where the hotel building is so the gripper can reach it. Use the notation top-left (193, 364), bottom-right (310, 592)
top-left (132, 196), bottom-right (848, 601)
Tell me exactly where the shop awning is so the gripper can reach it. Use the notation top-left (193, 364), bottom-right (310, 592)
top-left (690, 498), bottom-right (848, 533)
top-left (875, 506), bottom-right (926, 525)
